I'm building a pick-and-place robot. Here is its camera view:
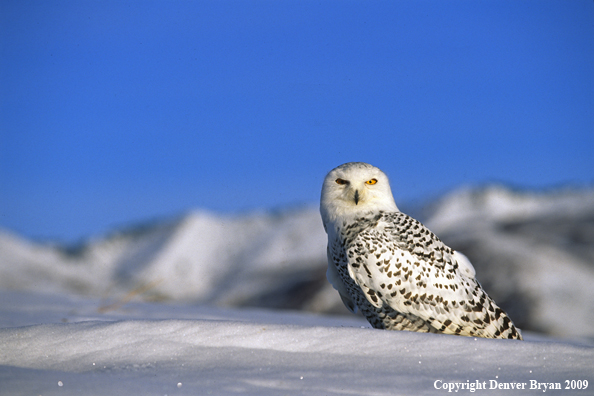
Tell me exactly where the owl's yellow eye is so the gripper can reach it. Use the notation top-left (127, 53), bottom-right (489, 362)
top-left (366, 179), bottom-right (378, 185)
top-left (335, 178), bottom-right (348, 185)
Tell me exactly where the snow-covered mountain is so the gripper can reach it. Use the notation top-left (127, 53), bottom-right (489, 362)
top-left (1, 185), bottom-right (593, 338)
top-left (0, 209), bottom-right (333, 310)
top-left (425, 186), bottom-right (594, 338)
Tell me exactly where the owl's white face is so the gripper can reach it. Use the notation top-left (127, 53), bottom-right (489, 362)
top-left (320, 162), bottom-right (399, 228)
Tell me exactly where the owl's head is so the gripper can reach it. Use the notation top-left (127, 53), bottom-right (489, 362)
top-left (320, 162), bottom-right (399, 227)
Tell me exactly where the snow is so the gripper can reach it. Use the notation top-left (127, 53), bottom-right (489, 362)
top-left (426, 186), bottom-right (594, 231)
top-left (425, 187), bottom-right (594, 338)
top-left (0, 209), bottom-right (329, 304)
top-left (1, 291), bottom-right (593, 395)
top-left (2, 186), bottom-right (594, 394)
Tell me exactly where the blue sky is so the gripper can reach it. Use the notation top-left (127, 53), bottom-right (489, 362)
top-left (1, 0), bottom-right (593, 243)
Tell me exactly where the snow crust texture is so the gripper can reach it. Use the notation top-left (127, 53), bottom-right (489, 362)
top-left (1, 292), bottom-right (593, 396)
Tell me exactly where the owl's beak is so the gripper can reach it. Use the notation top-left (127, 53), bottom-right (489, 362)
top-left (354, 190), bottom-right (360, 205)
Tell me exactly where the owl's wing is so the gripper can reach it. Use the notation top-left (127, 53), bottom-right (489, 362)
top-left (453, 250), bottom-right (476, 278)
top-left (344, 213), bottom-right (520, 339)
top-left (326, 246), bottom-right (358, 313)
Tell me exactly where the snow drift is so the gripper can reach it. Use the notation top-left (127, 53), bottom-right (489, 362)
top-left (1, 291), bottom-right (592, 396)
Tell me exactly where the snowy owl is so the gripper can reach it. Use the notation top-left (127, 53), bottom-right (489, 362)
top-left (320, 162), bottom-right (522, 340)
